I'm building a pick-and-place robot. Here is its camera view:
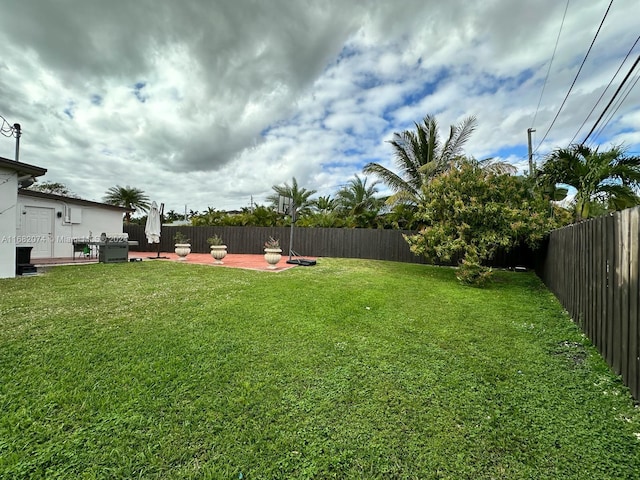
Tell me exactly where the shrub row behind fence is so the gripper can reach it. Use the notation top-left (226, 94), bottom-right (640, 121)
top-left (124, 225), bottom-right (535, 268)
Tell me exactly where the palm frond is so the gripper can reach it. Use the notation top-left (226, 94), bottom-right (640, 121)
top-left (363, 162), bottom-right (415, 197)
top-left (441, 116), bottom-right (477, 165)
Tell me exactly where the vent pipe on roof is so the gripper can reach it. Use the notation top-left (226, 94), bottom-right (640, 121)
top-left (13, 123), bottom-right (21, 162)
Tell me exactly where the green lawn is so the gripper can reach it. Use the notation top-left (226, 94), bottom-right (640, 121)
top-left (1, 259), bottom-right (639, 479)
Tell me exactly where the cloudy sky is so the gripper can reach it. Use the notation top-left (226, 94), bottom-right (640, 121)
top-left (0, 0), bottom-right (638, 214)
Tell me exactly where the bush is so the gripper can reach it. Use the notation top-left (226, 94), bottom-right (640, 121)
top-left (456, 250), bottom-right (493, 286)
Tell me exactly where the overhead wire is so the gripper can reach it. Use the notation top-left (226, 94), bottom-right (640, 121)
top-left (531, 0), bottom-right (570, 129)
top-left (580, 52), bottom-right (640, 146)
top-left (587, 69), bottom-right (640, 146)
top-left (533, 0), bottom-right (614, 154)
top-left (568, 34), bottom-right (640, 146)
top-left (0, 114), bottom-right (20, 138)
top-left (587, 70), bottom-right (640, 146)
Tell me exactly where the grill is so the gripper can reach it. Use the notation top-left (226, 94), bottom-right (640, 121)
top-left (92, 233), bottom-right (131, 263)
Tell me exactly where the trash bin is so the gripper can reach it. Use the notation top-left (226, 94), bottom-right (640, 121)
top-left (16, 246), bottom-right (36, 275)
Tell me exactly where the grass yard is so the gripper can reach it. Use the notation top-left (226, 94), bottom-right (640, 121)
top-left (1, 259), bottom-right (639, 479)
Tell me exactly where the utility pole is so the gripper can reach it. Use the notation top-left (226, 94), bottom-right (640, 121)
top-left (527, 128), bottom-right (536, 177)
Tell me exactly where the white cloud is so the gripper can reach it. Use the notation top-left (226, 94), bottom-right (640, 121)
top-left (0, 0), bottom-right (638, 212)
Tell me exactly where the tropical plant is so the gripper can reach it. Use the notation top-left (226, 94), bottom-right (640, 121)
top-left (244, 205), bottom-right (283, 227)
top-left (173, 231), bottom-right (190, 244)
top-left (381, 204), bottom-right (421, 230)
top-left (164, 209), bottom-right (184, 223)
top-left (266, 177), bottom-right (317, 219)
top-left (207, 234), bottom-right (224, 246)
top-left (312, 195), bottom-right (337, 214)
top-left (296, 211), bottom-right (345, 228)
top-left (537, 144), bottom-right (640, 221)
top-left (192, 208), bottom-right (228, 226)
top-left (103, 185), bottom-right (150, 224)
top-left (363, 114), bottom-right (478, 206)
top-left (404, 159), bottom-right (570, 285)
top-left (334, 175), bottom-right (385, 228)
top-left (264, 237), bottom-right (280, 249)
top-left (336, 175), bottom-right (383, 214)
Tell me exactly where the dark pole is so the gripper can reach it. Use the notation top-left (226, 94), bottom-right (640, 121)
top-left (288, 202), bottom-right (296, 261)
top-left (157, 203), bottom-right (164, 258)
top-left (13, 123), bottom-right (21, 162)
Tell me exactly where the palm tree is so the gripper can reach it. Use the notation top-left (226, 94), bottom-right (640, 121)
top-left (336, 175), bottom-right (383, 214)
top-left (103, 185), bottom-right (151, 224)
top-left (312, 195), bottom-right (336, 214)
top-left (336, 175), bottom-right (385, 228)
top-left (363, 114), bottom-right (477, 206)
top-left (537, 144), bottom-right (640, 221)
top-left (267, 177), bottom-right (317, 219)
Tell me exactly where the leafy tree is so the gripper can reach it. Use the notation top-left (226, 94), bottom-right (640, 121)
top-left (363, 114), bottom-right (478, 206)
top-left (242, 205), bottom-right (282, 227)
top-left (215, 205), bottom-right (282, 227)
top-left (191, 207), bottom-right (228, 226)
top-left (297, 211), bottom-right (345, 228)
top-left (28, 181), bottom-right (76, 197)
top-left (335, 175), bottom-right (385, 228)
top-left (266, 177), bottom-right (317, 219)
top-left (164, 209), bottom-right (183, 223)
top-left (405, 160), bottom-right (570, 285)
top-left (381, 204), bottom-right (421, 230)
top-left (537, 144), bottom-right (640, 221)
top-left (103, 185), bottom-right (150, 224)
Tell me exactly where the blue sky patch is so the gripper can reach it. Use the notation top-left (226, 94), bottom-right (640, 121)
top-left (133, 82), bottom-right (148, 103)
top-left (91, 94), bottom-right (103, 106)
top-left (342, 148), bottom-right (362, 157)
top-left (473, 69), bottom-right (535, 96)
top-left (63, 101), bottom-right (75, 119)
top-left (491, 145), bottom-right (528, 160)
top-left (404, 68), bottom-right (449, 106)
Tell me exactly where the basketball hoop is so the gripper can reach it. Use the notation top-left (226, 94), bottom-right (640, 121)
top-left (277, 195), bottom-right (292, 215)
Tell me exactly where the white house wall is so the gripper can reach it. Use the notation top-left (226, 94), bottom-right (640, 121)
top-left (16, 195), bottom-right (124, 258)
top-left (0, 167), bottom-right (18, 278)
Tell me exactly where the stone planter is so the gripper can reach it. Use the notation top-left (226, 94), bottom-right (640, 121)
top-left (174, 243), bottom-right (191, 260)
top-left (210, 245), bottom-right (227, 264)
top-left (264, 248), bottom-right (282, 269)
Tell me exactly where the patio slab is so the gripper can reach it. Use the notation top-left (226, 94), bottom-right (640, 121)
top-left (34, 251), bottom-right (316, 272)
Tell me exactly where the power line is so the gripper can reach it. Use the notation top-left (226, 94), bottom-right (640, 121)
top-left (588, 70), bottom-right (640, 146)
top-left (581, 52), bottom-right (640, 145)
top-left (533, 0), bottom-right (613, 154)
top-left (587, 70), bottom-right (640, 146)
top-left (531, 0), bottom-right (570, 129)
top-left (0, 114), bottom-right (20, 138)
top-left (568, 34), bottom-right (640, 146)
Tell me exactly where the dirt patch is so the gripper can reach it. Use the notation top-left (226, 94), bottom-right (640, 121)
top-left (551, 341), bottom-right (588, 368)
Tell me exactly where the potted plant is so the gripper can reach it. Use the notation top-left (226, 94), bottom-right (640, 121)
top-left (207, 234), bottom-right (227, 264)
top-left (263, 236), bottom-right (282, 269)
top-left (174, 231), bottom-right (191, 260)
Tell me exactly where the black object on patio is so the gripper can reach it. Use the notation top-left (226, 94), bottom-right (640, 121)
top-left (16, 246), bottom-right (37, 275)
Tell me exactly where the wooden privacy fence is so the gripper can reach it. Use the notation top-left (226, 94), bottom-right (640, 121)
top-left (124, 225), bottom-right (427, 263)
top-left (124, 225), bottom-right (536, 267)
top-left (536, 207), bottom-right (640, 400)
